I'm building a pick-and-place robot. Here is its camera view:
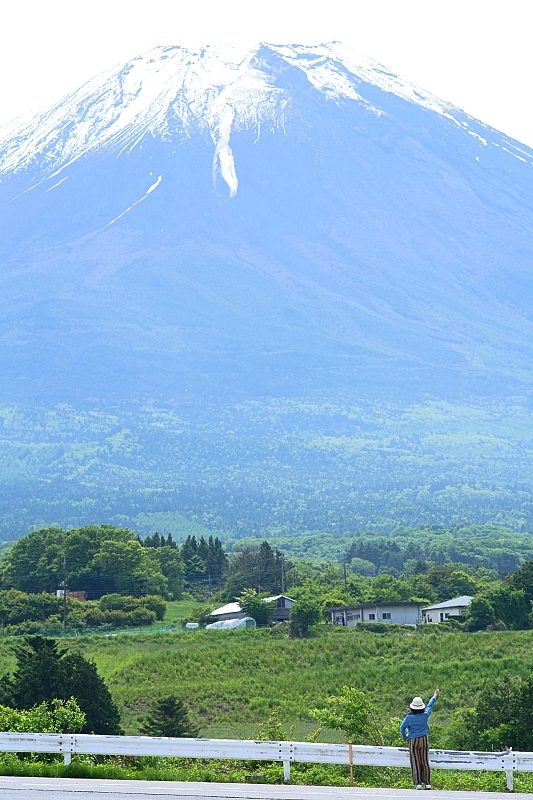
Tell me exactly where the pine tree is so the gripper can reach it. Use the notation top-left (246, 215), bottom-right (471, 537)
top-left (139, 695), bottom-right (199, 737)
top-left (197, 536), bottom-right (209, 564)
top-left (1, 637), bottom-right (66, 709)
top-left (0, 636), bottom-right (122, 734)
top-left (62, 652), bottom-right (123, 734)
top-left (207, 536), bottom-right (228, 580)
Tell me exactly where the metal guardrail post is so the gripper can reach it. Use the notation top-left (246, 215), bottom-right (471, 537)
top-left (505, 748), bottom-right (515, 792)
top-left (279, 742), bottom-right (293, 782)
top-left (59, 735), bottom-right (74, 766)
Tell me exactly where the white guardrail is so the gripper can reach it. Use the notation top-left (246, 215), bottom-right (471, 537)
top-left (0, 734), bottom-right (529, 791)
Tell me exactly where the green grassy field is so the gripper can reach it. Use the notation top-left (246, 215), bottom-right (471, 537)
top-left (162, 598), bottom-right (209, 625)
top-left (0, 625), bottom-right (532, 791)
top-left (0, 625), bottom-right (525, 738)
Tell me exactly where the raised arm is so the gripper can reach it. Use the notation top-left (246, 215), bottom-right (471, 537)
top-left (425, 687), bottom-right (440, 716)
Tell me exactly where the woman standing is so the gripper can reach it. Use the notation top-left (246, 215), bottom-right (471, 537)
top-left (400, 687), bottom-right (440, 790)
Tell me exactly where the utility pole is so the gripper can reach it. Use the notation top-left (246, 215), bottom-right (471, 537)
top-left (337, 549), bottom-right (348, 585)
top-left (280, 553), bottom-right (285, 594)
top-left (62, 558), bottom-right (68, 628)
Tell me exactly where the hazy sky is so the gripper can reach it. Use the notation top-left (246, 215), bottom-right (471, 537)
top-left (2, 0), bottom-right (533, 145)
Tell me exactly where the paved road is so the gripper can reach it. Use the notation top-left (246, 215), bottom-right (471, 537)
top-left (0, 778), bottom-right (527, 799)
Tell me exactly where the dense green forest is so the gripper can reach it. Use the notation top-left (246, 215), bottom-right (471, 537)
top-left (1, 396), bottom-right (533, 543)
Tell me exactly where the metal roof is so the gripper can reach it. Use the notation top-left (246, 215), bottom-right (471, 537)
top-left (423, 596), bottom-right (473, 611)
top-left (263, 595), bottom-right (295, 603)
top-left (212, 596), bottom-right (295, 616)
top-left (211, 602), bottom-right (242, 616)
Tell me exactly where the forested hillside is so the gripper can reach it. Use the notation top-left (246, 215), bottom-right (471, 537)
top-left (1, 396), bottom-right (533, 542)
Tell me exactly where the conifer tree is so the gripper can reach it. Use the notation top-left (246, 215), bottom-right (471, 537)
top-left (139, 694), bottom-right (199, 738)
top-left (0, 636), bottom-right (122, 734)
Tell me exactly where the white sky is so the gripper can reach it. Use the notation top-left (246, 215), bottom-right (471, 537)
top-left (1, 0), bottom-right (533, 145)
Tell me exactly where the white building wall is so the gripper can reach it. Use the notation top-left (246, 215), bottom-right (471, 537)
top-left (424, 606), bottom-right (467, 624)
top-left (332, 604), bottom-right (421, 627)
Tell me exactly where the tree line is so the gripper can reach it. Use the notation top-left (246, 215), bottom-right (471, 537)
top-left (0, 525), bottom-right (227, 599)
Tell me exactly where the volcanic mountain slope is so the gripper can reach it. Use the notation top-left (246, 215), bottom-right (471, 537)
top-left (1, 42), bottom-right (533, 404)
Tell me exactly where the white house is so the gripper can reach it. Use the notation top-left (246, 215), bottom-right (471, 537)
top-left (423, 595), bottom-right (473, 624)
top-left (328, 602), bottom-right (423, 627)
top-left (211, 595), bottom-right (295, 623)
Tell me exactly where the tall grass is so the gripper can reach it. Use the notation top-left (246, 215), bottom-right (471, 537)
top-left (17, 626), bottom-right (530, 735)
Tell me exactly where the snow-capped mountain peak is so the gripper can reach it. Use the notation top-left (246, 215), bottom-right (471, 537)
top-left (0, 42), bottom-right (466, 196)
top-left (1, 42), bottom-right (532, 200)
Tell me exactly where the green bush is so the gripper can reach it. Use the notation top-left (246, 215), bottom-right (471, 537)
top-left (0, 636), bottom-right (122, 735)
top-left (98, 594), bottom-right (165, 626)
top-left (237, 589), bottom-right (275, 627)
top-left (0, 698), bottom-right (85, 733)
top-left (289, 598), bottom-right (321, 638)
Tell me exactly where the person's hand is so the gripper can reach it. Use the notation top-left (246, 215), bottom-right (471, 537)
top-left (433, 687), bottom-right (440, 698)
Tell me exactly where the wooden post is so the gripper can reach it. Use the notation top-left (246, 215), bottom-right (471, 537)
top-left (349, 739), bottom-right (354, 787)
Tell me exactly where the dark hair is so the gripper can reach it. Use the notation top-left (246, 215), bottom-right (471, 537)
top-left (409, 708), bottom-right (425, 715)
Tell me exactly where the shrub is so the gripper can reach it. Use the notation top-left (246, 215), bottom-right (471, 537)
top-left (0, 698), bottom-right (85, 734)
top-left (357, 622), bottom-right (403, 633)
top-left (127, 608), bottom-right (157, 627)
top-left (237, 589), bottom-right (275, 627)
top-left (99, 594), bottom-right (164, 626)
top-left (289, 598), bottom-right (321, 637)
top-left (452, 675), bottom-right (533, 751)
top-left (465, 596), bottom-right (496, 631)
top-left (99, 594), bottom-right (126, 612)
top-left (138, 596), bottom-right (167, 621)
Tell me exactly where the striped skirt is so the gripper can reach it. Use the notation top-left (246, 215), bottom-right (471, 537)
top-left (408, 734), bottom-right (430, 786)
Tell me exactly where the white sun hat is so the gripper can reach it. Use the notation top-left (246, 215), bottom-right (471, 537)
top-left (410, 697), bottom-right (426, 710)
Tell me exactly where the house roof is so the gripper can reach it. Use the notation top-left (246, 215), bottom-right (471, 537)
top-left (212, 596), bottom-right (295, 616)
top-left (423, 596), bottom-right (473, 611)
top-left (263, 595), bottom-right (295, 603)
top-left (327, 602), bottom-right (423, 612)
top-left (211, 602), bottom-right (242, 616)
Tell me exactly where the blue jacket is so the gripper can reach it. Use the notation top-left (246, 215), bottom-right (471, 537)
top-left (400, 696), bottom-right (437, 741)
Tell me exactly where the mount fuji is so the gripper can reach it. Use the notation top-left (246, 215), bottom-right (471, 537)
top-left (2, 42), bottom-right (533, 405)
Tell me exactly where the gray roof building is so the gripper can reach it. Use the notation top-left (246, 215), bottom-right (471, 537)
top-left (423, 595), bottom-right (473, 624)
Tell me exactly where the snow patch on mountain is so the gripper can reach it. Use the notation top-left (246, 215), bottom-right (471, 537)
top-left (107, 174), bottom-right (162, 226)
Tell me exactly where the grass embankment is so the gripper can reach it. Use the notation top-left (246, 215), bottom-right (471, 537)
top-left (0, 625), bottom-right (525, 736)
top-left (0, 626), bottom-right (532, 791)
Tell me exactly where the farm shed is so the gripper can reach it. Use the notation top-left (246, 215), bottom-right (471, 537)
top-left (211, 595), bottom-right (295, 623)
